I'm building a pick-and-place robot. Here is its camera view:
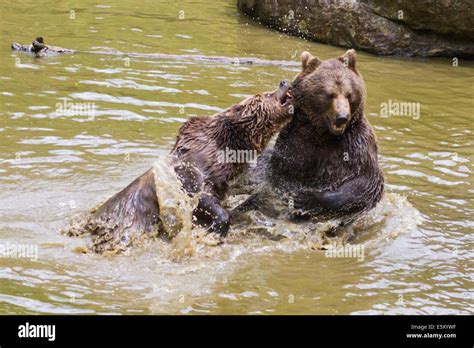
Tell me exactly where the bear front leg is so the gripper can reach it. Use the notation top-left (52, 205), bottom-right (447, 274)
top-left (292, 174), bottom-right (384, 219)
top-left (193, 194), bottom-right (230, 237)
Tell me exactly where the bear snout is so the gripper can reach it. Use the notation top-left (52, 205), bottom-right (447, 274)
top-left (275, 80), bottom-right (292, 105)
top-left (334, 112), bottom-right (349, 127)
top-left (279, 80), bottom-right (288, 89)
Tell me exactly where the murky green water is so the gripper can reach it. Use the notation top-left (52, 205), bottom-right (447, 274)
top-left (0, 0), bottom-right (473, 314)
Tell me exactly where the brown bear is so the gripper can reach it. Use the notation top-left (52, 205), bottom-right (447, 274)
top-left (170, 79), bottom-right (293, 236)
top-left (233, 50), bottom-right (384, 226)
top-left (66, 80), bottom-right (293, 253)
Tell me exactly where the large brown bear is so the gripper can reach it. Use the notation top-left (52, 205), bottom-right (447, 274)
top-left (66, 80), bottom-right (293, 253)
top-left (233, 50), bottom-right (384, 226)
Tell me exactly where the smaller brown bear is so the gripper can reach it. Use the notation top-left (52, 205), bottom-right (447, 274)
top-left (65, 81), bottom-right (293, 253)
top-left (171, 80), bottom-right (293, 236)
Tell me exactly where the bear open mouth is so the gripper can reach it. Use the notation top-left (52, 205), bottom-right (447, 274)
top-left (279, 90), bottom-right (293, 106)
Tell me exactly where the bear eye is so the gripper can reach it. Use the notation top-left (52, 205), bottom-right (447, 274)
top-left (346, 92), bottom-right (352, 99)
top-left (328, 92), bottom-right (336, 99)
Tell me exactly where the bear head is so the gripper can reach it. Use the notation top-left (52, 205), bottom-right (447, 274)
top-left (237, 79), bottom-right (293, 125)
top-left (291, 49), bottom-right (366, 136)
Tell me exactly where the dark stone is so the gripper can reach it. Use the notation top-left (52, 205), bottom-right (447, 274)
top-left (237, 0), bottom-right (474, 58)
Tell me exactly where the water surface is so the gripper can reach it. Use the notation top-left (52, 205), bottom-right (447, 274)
top-left (0, 0), bottom-right (473, 314)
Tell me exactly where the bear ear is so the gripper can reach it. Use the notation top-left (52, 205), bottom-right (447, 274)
top-left (301, 51), bottom-right (322, 73)
top-left (338, 49), bottom-right (357, 72)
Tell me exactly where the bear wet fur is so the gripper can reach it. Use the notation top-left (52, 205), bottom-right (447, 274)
top-left (65, 168), bottom-right (163, 254)
top-left (235, 50), bottom-right (384, 223)
top-left (11, 37), bottom-right (74, 57)
top-left (65, 81), bottom-right (293, 252)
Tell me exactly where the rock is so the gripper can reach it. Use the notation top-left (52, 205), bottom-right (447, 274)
top-left (366, 0), bottom-right (474, 40)
top-left (237, 0), bottom-right (474, 58)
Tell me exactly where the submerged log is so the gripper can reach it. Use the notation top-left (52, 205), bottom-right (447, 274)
top-left (64, 158), bottom-right (193, 254)
top-left (11, 37), bottom-right (74, 57)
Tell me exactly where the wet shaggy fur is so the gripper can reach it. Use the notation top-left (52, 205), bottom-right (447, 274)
top-left (235, 50), bottom-right (384, 223)
top-left (64, 82), bottom-right (292, 252)
top-left (171, 82), bottom-right (293, 235)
